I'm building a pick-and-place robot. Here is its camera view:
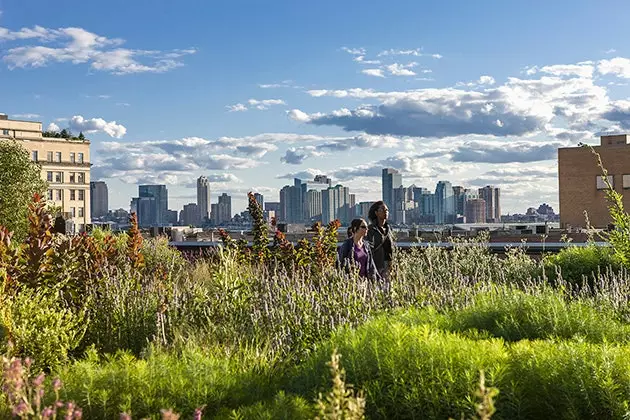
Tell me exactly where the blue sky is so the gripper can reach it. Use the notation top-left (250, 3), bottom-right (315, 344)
top-left (2, 0), bottom-right (630, 215)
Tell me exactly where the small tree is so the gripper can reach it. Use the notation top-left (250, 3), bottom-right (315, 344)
top-left (78, 132), bottom-right (85, 140)
top-left (0, 141), bottom-right (47, 242)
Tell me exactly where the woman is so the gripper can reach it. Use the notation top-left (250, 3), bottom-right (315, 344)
top-left (338, 218), bottom-right (379, 280)
top-left (366, 201), bottom-right (394, 281)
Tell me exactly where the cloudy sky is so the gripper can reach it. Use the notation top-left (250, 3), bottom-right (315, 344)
top-left (2, 0), bottom-right (630, 215)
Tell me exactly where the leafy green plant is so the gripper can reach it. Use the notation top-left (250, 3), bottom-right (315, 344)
top-left (0, 288), bottom-right (86, 372)
top-left (314, 349), bottom-right (365, 420)
top-left (590, 147), bottom-right (630, 266)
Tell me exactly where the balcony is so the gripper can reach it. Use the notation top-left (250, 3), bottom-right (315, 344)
top-left (38, 160), bottom-right (92, 168)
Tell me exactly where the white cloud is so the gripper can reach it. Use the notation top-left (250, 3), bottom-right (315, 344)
top-left (1, 25), bottom-right (195, 74)
top-left (68, 115), bottom-right (127, 138)
top-left (378, 48), bottom-right (422, 57)
top-left (258, 80), bottom-right (299, 88)
top-left (361, 68), bottom-right (385, 78)
top-left (287, 109), bottom-right (312, 122)
top-left (293, 74), bottom-right (610, 138)
top-left (598, 57), bottom-right (630, 78)
top-left (525, 62), bottom-right (595, 78)
top-left (478, 75), bottom-right (495, 85)
top-left (341, 47), bottom-right (366, 56)
top-left (226, 103), bottom-right (248, 112)
top-left (247, 98), bottom-right (286, 110)
top-left (228, 99), bottom-right (286, 111)
top-left (386, 62), bottom-right (417, 76)
top-left (12, 113), bottom-right (40, 119)
top-left (46, 122), bottom-right (60, 132)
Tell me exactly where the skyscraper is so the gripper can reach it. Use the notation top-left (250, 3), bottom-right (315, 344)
top-left (465, 199), bottom-right (487, 224)
top-left (478, 186), bottom-right (501, 223)
top-left (435, 181), bottom-right (455, 224)
top-left (90, 181), bottom-right (108, 220)
top-left (216, 193), bottom-right (232, 224)
top-left (182, 203), bottom-right (202, 226)
top-left (253, 193), bottom-right (264, 209)
top-left (382, 168), bottom-right (402, 222)
top-left (197, 176), bottom-right (211, 222)
top-left (322, 184), bottom-right (351, 224)
top-left (138, 184), bottom-right (168, 226)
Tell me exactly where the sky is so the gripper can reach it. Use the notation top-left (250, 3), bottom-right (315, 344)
top-left (2, 0), bottom-right (630, 215)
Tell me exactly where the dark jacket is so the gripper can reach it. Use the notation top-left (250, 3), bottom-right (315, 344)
top-left (337, 238), bottom-right (379, 280)
top-left (366, 222), bottom-right (394, 270)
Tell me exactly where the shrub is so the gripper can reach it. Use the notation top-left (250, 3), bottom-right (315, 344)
top-left (447, 288), bottom-right (630, 343)
top-left (0, 288), bottom-right (86, 372)
top-left (544, 245), bottom-right (622, 286)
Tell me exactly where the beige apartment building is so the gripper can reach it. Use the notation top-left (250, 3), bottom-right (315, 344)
top-left (558, 134), bottom-right (630, 229)
top-left (0, 114), bottom-right (91, 233)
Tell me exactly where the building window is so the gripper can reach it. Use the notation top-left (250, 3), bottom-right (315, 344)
top-left (47, 190), bottom-right (53, 200)
top-left (624, 175), bottom-right (630, 189)
top-left (77, 153), bottom-right (84, 164)
top-left (77, 172), bottom-right (85, 184)
top-left (31, 151), bottom-right (38, 161)
top-left (69, 172), bottom-right (75, 183)
top-left (47, 151), bottom-right (53, 162)
top-left (596, 175), bottom-right (614, 190)
top-left (78, 207), bottom-right (84, 218)
top-left (70, 152), bottom-right (75, 163)
top-left (2, 129), bottom-right (9, 135)
top-left (46, 171), bottom-right (53, 182)
top-left (54, 172), bottom-right (63, 183)
top-left (55, 152), bottom-right (62, 162)
top-left (77, 224), bottom-right (84, 233)
top-left (78, 190), bottom-right (84, 201)
top-left (70, 190), bottom-right (76, 200)
top-left (55, 190), bottom-right (62, 201)
top-left (71, 207), bottom-right (76, 218)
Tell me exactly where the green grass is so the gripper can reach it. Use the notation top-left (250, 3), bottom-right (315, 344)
top-left (42, 288), bottom-right (630, 419)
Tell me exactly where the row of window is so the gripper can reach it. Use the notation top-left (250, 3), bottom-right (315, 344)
top-left (46, 189), bottom-right (85, 201)
top-left (595, 175), bottom-right (630, 189)
top-left (31, 150), bottom-right (85, 163)
top-left (46, 171), bottom-right (86, 184)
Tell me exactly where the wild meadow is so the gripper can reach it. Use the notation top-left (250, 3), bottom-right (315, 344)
top-left (3, 185), bottom-right (630, 419)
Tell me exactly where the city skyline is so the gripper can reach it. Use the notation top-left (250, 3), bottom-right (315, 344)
top-left (3, 1), bottom-right (630, 214)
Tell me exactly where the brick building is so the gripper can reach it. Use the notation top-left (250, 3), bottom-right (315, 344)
top-left (558, 134), bottom-right (630, 229)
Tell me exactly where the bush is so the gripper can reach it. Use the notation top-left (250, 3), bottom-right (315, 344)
top-left (447, 288), bottom-right (630, 343)
top-left (0, 288), bottom-right (86, 372)
top-left (544, 245), bottom-right (622, 286)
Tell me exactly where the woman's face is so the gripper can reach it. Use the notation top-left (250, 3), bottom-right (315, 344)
top-left (355, 221), bottom-right (368, 238)
top-left (377, 205), bottom-right (389, 221)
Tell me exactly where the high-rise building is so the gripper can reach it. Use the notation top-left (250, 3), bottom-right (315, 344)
top-left (300, 175), bottom-right (332, 222)
top-left (305, 190), bottom-right (322, 222)
top-left (0, 114), bottom-right (91, 233)
top-left (559, 134), bottom-right (630, 228)
top-left (465, 199), bottom-right (487, 224)
top-left (90, 181), bottom-right (108, 220)
top-left (322, 184), bottom-right (351, 224)
top-left (253, 193), bottom-right (264, 209)
top-left (356, 201), bottom-right (375, 221)
top-left (196, 176), bottom-right (211, 222)
top-left (182, 203), bottom-right (202, 226)
top-left (279, 181), bottom-right (303, 223)
top-left (212, 193), bottom-right (232, 225)
top-left (452, 186), bottom-right (466, 217)
top-left (131, 196), bottom-right (156, 227)
top-left (478, 185), bottom-right (501, 223)
top-left (382, 168), bottom-right (402, 222)
top-left (137, 184), bottom-right (168, 226)
top-left (435, 181), bottom-right (455, 224)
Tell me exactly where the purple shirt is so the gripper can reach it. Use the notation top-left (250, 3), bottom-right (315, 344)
top-left (353, 243), bottom-right (369, 277)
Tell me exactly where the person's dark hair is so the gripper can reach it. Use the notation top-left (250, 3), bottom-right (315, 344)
top-left (348, 218), bottom-right (366, 235)
top-left (368, 201), bottom-right (385, 224)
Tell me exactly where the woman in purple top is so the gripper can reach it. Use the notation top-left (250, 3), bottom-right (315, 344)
top-left (338, 218), bottom-right (379, 280)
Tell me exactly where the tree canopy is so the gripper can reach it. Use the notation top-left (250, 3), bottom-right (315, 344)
top-left (0, 140), bottom-right (47, 241)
